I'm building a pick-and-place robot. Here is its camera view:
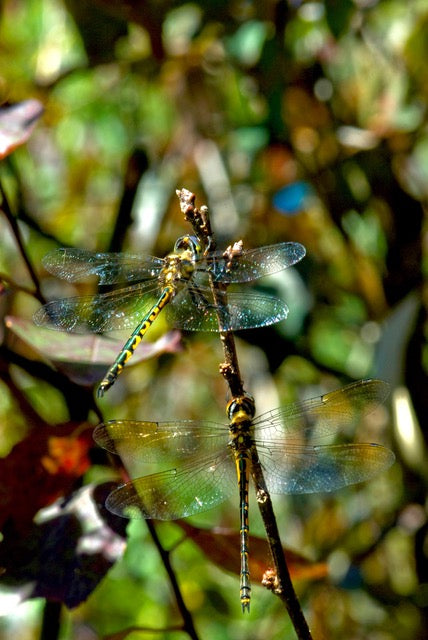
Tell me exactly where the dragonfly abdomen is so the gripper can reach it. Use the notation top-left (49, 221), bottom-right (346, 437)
top-left (227, 395), bottom-right (256, 611)
top-left (97, 285), bottom-right (175, 397)
top-left (236, 451), bottom-right (251, 612)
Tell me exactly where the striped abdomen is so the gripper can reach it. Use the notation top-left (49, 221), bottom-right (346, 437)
top-left (236, 451), bottom-right (251, 611)
top-left (97, 285), bottom-right (174, 397)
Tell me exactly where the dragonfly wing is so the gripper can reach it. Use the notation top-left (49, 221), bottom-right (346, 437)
top-left (105, 452), bottom-right (236, 520)
top-left (252, 380), bottom-right (390, 442)
top-left (41, 248), bottom-right (164, 284)
top-left (257, 442), bottom-right (395, 494)
top-left (168, 286), bottom-right (288, 331)
top-left (94, 419), bottom-right (227, 469)
top-left (200, 242), bottom-right (306, 283)
top-left (33, 282), bottom-right (162, 332)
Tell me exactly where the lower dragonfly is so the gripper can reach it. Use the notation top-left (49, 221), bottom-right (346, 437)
top-left (33, 236), bottom-right (305, 397)
top-left (93, 379), bottom-right (395, 611)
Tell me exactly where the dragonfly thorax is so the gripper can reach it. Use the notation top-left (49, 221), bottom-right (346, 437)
top-left (160, 254), bottom-right (195, 287)
top-left (160, 235), bottom-right (202, 287)
top-left (227, 395), bottom-right (255, 452)
top-left (228, 427), bottom-right (254, 454)
top-left (227, 394), bottom-right (255, 422)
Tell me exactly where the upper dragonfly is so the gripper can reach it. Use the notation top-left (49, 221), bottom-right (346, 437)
top-left (33, 236), bottom-right (305, 396)
top-left (93, 379), bottom-right (395, 612)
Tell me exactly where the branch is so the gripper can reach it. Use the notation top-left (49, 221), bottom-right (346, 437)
top-left (176, 189), bottom-right (244, 395)
top-left (145, 520), bottom-right (201, 640)
top-left (179, 189), bottom-right (312, 638)
top-left (0, 180), bottom-right (45, 304)
top-left (176, 188), bottom-right (214, 253)
top-left (251, 459), bottom-right (313, 637)
top-left (107, 148), bottom-right (149, 253)
top-left (40, 601), bottom-right (61, 640)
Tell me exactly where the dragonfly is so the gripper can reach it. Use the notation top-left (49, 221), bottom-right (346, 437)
top-left (33, 236), bottom-right (305, 397)
top-left (93, 379), bottom-right (395, 612)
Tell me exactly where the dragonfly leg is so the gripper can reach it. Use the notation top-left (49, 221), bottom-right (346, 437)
top-left (97, 286), bottom-right (174, 397)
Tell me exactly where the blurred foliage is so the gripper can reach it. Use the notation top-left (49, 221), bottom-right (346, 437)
top-left (0, 0), bottom-right (427, 638)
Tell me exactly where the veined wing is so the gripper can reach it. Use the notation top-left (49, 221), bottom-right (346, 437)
top-left (251, 379), bottom-right (394, 494)
top-left (33, 282), bottom-right (163, 332)
top-left (199, 242), bottom-right (306, 284)
top-left (105, 451), bottom-right (236, 520)
top-left (41, 248), bottom-right (165, 284)
top-left (93, 419), bottom-right (228, 467)
top-left (168, 286), bottom-right (288, 331)
top-left (256, 442), bottom-right (395, 494)
top-left (252, 380), bottom-right (390, 443)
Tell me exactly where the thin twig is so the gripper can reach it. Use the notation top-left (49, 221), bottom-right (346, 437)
top-left (0, 272), bottom-right (39, 296)
top-left (145, 520), bottom-right (201, 640)
top-left (179, 189), bottom-right (313, 639)
top-left (0, 180), bottom-right (45, 304)
top-left (108, 149), bottom-right (149, 253)
top-left (40, 601), bottom-right (62, 640)
top-left (176, 189), bottom-right (244, 396)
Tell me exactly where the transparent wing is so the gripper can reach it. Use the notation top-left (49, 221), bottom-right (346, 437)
top-left (168, 286), bottom-right (288, 331)
top-left (93, 419), bottom-right (228, 466)
top-left (199, 242), bottom-right (306, 283)
top-left (252, 380), bottom-right (394, 494)
top-left (256, 442), bottom-right (395, 494)
top-left (33, 282), bottom-right (163, 332)
top-left (252, 380), bottom-right (390, 442)
top-left (105, 451), bottom-right (236, 520)
top-left (41, 248), bottom-right (165, 284)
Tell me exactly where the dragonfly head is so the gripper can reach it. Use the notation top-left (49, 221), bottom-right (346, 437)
top-left (227, 393), bottom-right (255, 426)
top-left (174, 235), bottom-right (202, 260)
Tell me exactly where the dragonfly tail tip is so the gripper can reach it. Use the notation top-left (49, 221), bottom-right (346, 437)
top-left (96, 384), bottom-right (106, 398)
top-left (241, 600), bottom-right (250, 613)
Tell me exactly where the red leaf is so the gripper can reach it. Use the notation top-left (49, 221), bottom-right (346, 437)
top-left (178, 521), bottom-right (328, 584)
top-left (0, 100), bottom-right (44, 159)
top-left (0, 422), bottom-right (92, 534)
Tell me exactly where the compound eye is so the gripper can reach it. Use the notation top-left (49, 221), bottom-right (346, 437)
top-left (174, 235), bottom-right (202, 257)
top-left (226, 394), bottom-right (255, 421)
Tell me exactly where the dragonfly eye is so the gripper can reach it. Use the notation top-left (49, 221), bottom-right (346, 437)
top-left (174, 235), bottom-right (202, 258)
top-left (227, 394), bottom-right (255, 421)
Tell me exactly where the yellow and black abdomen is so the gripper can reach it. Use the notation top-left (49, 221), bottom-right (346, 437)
top-left (97, 285), bottom-right (175, 397)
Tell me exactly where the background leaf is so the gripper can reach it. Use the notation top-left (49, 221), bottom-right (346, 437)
top-left (0, 99), bottom-right (43, 160)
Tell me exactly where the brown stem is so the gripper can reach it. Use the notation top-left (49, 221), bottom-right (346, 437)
top-left (178, 189), bottom-right (313, 639)
top-left (251, 458), bottom-right (313, 638)
top-left (176, 188), bottom-right (214, 253)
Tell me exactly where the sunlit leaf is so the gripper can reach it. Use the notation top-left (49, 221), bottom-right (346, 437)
top-left (0, 99), bottom-right (44, 159)
top-left (6, 316), bottom-right (182, 385)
